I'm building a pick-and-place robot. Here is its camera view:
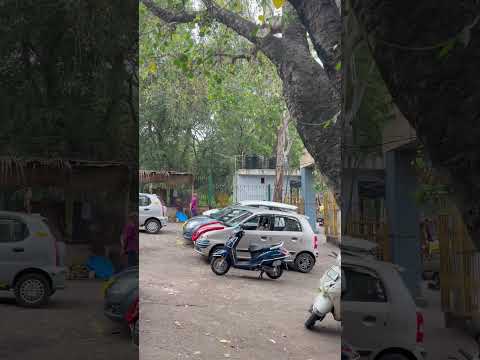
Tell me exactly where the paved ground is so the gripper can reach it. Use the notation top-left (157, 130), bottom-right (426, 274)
top-left (140, 223), bottom-right (340, 360)
top-left (0, 280), bottom-right (138, 360)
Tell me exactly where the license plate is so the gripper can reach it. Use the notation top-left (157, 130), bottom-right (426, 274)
top-left (273, 260), bottom-right (281, 266)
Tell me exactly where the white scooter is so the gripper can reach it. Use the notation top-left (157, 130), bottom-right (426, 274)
top-left (305, 251), bottom-right (343, 329)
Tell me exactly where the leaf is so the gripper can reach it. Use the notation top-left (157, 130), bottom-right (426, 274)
top-left (335, 61), bottom-right (342, 71)
top-left (251, 26), bottom-right (260, 38)
top-left (258, 15), bottom-right (265, 23)
top-left (272, 0), bottom-right (285, 9)
top-left (438, 39), bottom-right (455, 59)
top-left (148, 62), bottom-right (157, 74)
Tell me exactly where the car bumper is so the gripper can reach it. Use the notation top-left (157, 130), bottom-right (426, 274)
top-left (159, 217), bottom-right (168, 227)
top-left (48, 267), bottom-right (67, 290)
top-left (194, 243), bottom-right (209, 256)
top-left (104, 302), bottom-right (125, 322)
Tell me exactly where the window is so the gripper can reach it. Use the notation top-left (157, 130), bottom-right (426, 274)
top-left (284, 217), bottom-right (302, 232)
top-left (0, 219), bottom-right (29, 243)
top-left (260, 177), bottom-right (265, 184)
top-left (242, 216), bottom-right (260, 230)
top-left (139, 196), bottom-right (151, 207)
top-left (341, 267), bottom-right (387, 302)
top-left (273, 216), bottom-right (286, 231)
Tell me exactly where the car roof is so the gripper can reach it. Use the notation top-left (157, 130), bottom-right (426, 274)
top-left (139, 192), bottom-right (158, 197)
top-left (0, 211), bottom-right (47, 222)
top-left (238, 200), bottom-right (298, 211)
top-left (342, 254), bottom-right (401, 273)
top-left (244, 208), bottom-right (306, 218)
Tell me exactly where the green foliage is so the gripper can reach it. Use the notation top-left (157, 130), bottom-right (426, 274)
top-left (0, 0), bottom-right (138, 162)
top-left (139, 1), bottom-right (304, 183)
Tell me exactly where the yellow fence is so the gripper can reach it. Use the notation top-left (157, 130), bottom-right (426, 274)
top-left (283, 196), bottom-right (305, 214)
top-left (436, 201), bottom-right (480, 319)
top-left (323, 192), bottom-right (340, 238)
top-left (345, 220), bottom-right (390, 262)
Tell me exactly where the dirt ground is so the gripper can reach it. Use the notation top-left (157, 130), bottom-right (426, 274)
top-left (0, 280), bottom-right (138, 360)
top-left (140, 223), bottom-right (341, 360)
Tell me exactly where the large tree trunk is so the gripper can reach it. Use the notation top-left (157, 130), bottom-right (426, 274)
top-left (293, 0), bottom-right (480, 248)
top-left (273, 113), bottom-right (289, 202)
top-left (142, 0), bottom-right (342, 205)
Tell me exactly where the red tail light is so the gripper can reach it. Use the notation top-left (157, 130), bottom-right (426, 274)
top-left (416, 311), bottom-right (424, 343)
top-left (126, 297), bottom-right (139, 323)
top-left (313, 235), bottom-right (318, 250)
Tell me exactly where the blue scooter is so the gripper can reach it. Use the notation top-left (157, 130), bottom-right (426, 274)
top-left (210, 226), bottom-right (292, 279)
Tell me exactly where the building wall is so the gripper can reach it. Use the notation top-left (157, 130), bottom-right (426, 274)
top-left (234, 173), bottom-right (301, 202)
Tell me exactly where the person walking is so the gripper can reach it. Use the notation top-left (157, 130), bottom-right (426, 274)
top-left (122, 212), bottom-right (139, 268)
top-left (190, 192), bottom-right (198, 218)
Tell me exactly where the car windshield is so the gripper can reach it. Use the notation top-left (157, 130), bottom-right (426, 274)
top-left (224, 211), bottom-right (252, 227)
top-left (210, 207), bottom-right (230, 219)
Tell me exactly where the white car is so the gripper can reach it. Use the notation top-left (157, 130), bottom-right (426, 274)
top-left (195, 209), bottom-right (319, 273)
top-left (139, 193), bottom-right (168, 234)
top-left (202, 200), bottom-right (298, 217)
top-left (0, 211), bottom-right (66, 307)
top-left (342, 254), bottom-right (426, 360)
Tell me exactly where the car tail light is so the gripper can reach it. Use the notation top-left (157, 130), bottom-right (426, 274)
top-left (416, 311), bottom-right (424, 343)
top-left (313, 235), bottom-right (318, 250)
top-left (125, 297), bottom-right (139, 323)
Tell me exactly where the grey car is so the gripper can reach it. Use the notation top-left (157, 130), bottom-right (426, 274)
top-left (104, 266), bottom-right (138, 322)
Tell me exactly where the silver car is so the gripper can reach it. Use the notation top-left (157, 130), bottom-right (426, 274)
top-left (0, 211), bottom-right (66, 307)
top-left (194, 209), bottom-right (319, 273)
top-left (139, 193), bottom-right (168, 234)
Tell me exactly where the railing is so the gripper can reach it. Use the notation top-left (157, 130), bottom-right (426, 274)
top-left (345, 219), bottom-right (390, 261)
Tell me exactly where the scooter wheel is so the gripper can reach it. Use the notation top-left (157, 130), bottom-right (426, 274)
top-left (266, 266), bottom-right (283, 279)
top-left (211, 257), bottom-right (231, 275)
top-left (305, 313), bottom-right (320, 330)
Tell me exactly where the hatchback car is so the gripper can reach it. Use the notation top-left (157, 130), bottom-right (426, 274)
top-left (139, 193), bottom-right (168, 234)
top-left (183, 206), bottom-right (253, 241)
top-left (0, 211), bottom-right (66, 307)
top-left (342, 255), bottom-right (426, 360)
top-left (195, 209), bottom-right (319, 273)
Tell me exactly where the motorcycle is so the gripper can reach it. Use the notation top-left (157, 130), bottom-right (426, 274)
top-left (125, 296), bottom-right (139, 346)
top-left (305, 251), bottom-right (342, 329)
top-left (210, 225), bottom-right (292, 279)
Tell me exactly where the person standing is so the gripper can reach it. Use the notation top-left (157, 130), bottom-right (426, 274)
top-left (122, 212), bottom-right (139, 267)
top-left (190, 192), bottom-right (198, 218)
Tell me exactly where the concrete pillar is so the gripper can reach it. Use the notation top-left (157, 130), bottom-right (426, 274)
top-left (385, 149), bottom-right (423, 302)
top-left (301, 166), bottom-right (317, 231)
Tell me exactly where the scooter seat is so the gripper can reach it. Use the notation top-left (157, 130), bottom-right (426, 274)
top-left (248, 243), bottom-right (271, 253)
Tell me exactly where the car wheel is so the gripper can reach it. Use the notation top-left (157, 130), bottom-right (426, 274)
top-left (295, 252), bottom-right (315, 273)
top-left (14, 273), bottom-right (51, 308)
top-left (377, 353), bottom-right (411, 360)
top-left (145, 219), bottom-right (161, 234)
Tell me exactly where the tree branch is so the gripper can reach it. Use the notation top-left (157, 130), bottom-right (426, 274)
top-left (202, 0), bottom-right (259, 44)
top-left (141, 0), bottom-right (197, 23)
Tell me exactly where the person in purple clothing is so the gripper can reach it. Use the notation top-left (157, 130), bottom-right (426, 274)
top-left (122, 212), bottom-right (139, 267)
top-left (190, 192), bottom-right (198, 217)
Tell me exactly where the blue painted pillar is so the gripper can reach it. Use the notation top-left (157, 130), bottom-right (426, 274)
top-left (301, 166), bottom-right (317, 232)
top-left (385, 149), bottom-right (422, 298)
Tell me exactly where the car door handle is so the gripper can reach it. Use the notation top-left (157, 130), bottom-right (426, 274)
top-left (291, 237), bottom-right (298, 241)
top-left (260, 236), bottom-right (268, 240)
top-left (12, 247), bottom-right (24, 253)
top-left (144, 208), bottom-right (150, 211)
top-left (362, 315), bottom-right (376, 325)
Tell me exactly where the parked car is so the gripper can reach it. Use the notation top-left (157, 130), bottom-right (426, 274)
top-left (340, 236), bottom-right (379, 260)
top-left (0, 211), bottom-right (66, 307)
top-left (202, 200), bottom-right (298, 217)
top-left (183, 206), bottom-right (253, 241)
top-left (104, 266), bottom-right (139, 323)
top-left (342, 341), bottom-right (361, 360)
top-left (342, 254), bottom-right (426, 360)
top-left (195, 209), bottom-right (319, 272)
top-left (139, 193), bottom-right (168, 234)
